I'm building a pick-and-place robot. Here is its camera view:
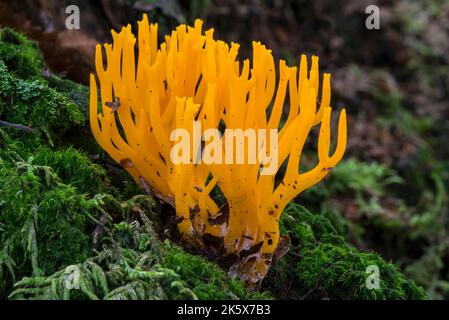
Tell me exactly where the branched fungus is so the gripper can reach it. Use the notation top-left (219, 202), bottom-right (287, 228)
top-left (90, 15), bottom-right (347, 285)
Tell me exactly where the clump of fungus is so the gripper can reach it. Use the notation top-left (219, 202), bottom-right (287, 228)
top-left (90, 15), bottom-right (347, 286)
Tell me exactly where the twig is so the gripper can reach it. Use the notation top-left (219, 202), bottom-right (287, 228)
top-left (0, 120), bottom-right (36, 134)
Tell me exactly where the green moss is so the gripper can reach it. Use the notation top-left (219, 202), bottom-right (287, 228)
top-left (8, 218), bottom-right (270, 300)
top-left (296, 243), bottom-right (424, 299)
top-left (161, 242), bottom-right (271, 300)
top-left (33, 147), bottom-right (109, 196)
top-left (0, 134), bottom-right (265, 300)
top-left (299, 158), bottom-right (448, 300)
top-left (35, 185), bottom-right (95, 274)
top-left (43, 74), bottom-right (104, 153)
top-left (266, 204), bottom-right (426, 300)
top-left (0, 141), bottom-right (99, 298)
top-left (45, 75), bottom-right (89, 111)
top-left (0, 28), bottom-right (43, 79)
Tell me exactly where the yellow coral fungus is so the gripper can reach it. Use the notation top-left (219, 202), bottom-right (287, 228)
top-left (90, 15), bottom-right (347, 285)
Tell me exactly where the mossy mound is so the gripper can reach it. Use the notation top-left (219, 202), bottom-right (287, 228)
top-left (33, 147), bottom-right (109, 196)
top-left (265, 204), bottom-right (426, 300)
top-left (0, 130), bottom-right (101, 297)
top-left (8, 197), bottom-right (270, 300)
top-left (0, 59), bottom-right (84, 146)
top-left (0, 27), bottom-right (43, 79)
top-left (0, 27), bottom-right (95, 149)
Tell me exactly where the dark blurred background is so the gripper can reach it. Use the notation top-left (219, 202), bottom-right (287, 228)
top-left (0, 0), bottom-right (448, 299)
